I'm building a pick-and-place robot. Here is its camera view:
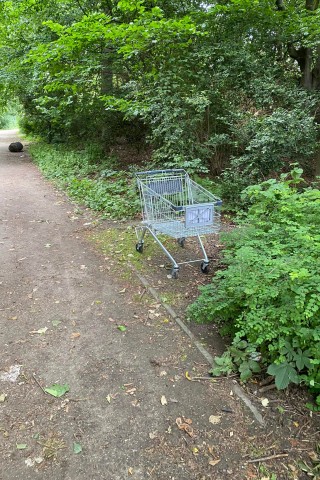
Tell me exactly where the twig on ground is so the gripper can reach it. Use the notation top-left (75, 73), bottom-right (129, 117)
top-left (246, 453), bottom-right (289, 463)
top-left (32, 373), bottom-right (48, 395)
top-left (259, 384), bottom-right (277, 393)
top-left (68, 398), bottom-right (89, 402)
top-left (190, 376), bottom-right (215, 381)
top-left (259, 376), bottom-right (274, 387)
top-left (139, 288), bottom-right (146, 300)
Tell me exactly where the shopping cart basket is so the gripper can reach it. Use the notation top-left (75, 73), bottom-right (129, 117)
top-left (135, 169), bottom-right (222, 278)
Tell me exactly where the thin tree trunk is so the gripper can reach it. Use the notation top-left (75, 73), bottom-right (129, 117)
top-left (301, 48), bottom-right (313, 90)
top-left (314, 149), bottom-right (320, 177)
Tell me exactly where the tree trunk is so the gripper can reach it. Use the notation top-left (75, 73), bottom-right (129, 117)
top-left (284, 0), bottom-right (320, 91)
top-left (314, 149), bottom-right (320, 177)
top-left (301, 48), bottom-right (313, 90)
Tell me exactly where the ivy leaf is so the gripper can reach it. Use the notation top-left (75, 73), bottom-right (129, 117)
top-left (44, 383), bottom-right (70, 398)
top-left (267, 363), bottom-right (299, 390)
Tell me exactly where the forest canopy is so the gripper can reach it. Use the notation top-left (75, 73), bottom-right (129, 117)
top-left (0, 0), bottom-right (320, 196)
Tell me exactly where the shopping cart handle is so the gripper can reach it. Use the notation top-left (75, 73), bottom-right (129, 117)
top-left (135, 169), bottom-right (186, 176)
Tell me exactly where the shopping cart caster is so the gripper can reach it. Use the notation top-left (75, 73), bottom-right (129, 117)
top-left (200, 262), bottom-right (209, 274)
top-left (177, 237), bottom-right (185, 248)
top-left (136, 242), bottom-right (144, 253)
top-left (171, 268), bottom-right (179, 279)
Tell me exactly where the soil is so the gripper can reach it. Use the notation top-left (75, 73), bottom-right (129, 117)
top-left (0, 129), bottom-right (319, 480)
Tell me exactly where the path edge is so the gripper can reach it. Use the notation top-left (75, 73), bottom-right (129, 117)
top-left (129, 262), bottom-right (265, 427)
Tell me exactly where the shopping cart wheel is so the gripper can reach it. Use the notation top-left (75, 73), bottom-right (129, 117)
top-left (136, 242), bottom-right (144, 253)
top-left (171, 268), bottom-right (179, 279)
top-left (200, 262), bottom-right (209, 274)
top-left (177, 237), bottom-right (185, 248)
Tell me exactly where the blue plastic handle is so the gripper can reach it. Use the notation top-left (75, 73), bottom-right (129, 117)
top-left (135, 169), bottom-right (186, 176)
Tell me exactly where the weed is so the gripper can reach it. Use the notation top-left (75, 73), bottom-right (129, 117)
top-left (38, 433), bottom-right (66, 460)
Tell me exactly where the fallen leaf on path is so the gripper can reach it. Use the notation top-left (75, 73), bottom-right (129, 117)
top-left (261, 398), bottom-right (269, 407)
top-left (44, 383), bottom-right (70, 398)
top-left (70, 332), bottom-right (81, 339)
top-left (117, 325), bottom-right (127, 332)
top-left (176, 417), bottom-right (195, 437)
top-left (209, 415), bottom-right (221, 425)
top-left (106, 395), bottom-right (111, 404)
top-left (160, 395), bottom-right (167, 406)
top-left (16, 444), bottom-right (28, 450)
top-left (30, 327), bottom-right (48, 335)
top-left (185, 371), bottom-right (192, 381)
top-left (308, 450), bottom-right (318, 462)
top-left (119, 288), bottom-right (126, 294)
top-left (73, 442), bottom-right (82, 454)
top-left (52, 320), bottom-right (61, 327)
top-left (128, 467), bottom-right (134, 475)
top-left (0, 394), bottom-right (7, 402)
top-left (209, 458), bottom-right (221, 467)
top-left (126, 388), bottom-right (136, 395)
top-left (9, 316), bottom-right (17, 321)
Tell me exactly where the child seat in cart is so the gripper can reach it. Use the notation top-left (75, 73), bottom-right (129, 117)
top-left (135, 169), bottom-right (222, 278)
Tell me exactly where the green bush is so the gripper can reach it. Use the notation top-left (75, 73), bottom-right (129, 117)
top-left (188, 168), bottom-right (320, 402)
top-left (29, 143), bottom-right (140, 219)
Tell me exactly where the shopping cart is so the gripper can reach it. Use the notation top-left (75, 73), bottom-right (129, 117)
top-left (135, 169), bottom-right (222, 278)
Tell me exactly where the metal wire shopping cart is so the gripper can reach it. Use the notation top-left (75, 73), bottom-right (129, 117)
top-left (135, 169), bottom-right (222, 278)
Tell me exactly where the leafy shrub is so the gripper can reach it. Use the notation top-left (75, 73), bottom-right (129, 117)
top-left (188, 168), bottom-right (320, 401)
top-left (29, 143), bottom-right (140, 219)
top-left (66, 177), bottom-right (139, 219)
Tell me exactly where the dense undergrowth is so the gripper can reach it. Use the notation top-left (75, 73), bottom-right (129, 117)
top-left (188, 168), bottom-right (320, 407)
top-left (29, 143), bottom-right (140, 219)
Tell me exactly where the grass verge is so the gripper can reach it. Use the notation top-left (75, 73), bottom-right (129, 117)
top-left (29, 142), bottom-right (140, 219)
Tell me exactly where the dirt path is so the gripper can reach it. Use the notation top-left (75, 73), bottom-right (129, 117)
top-left (0, 130), bottom-right (318, 480)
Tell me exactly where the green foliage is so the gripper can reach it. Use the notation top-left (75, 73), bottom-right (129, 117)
top-left (29, 142), bottom-right (140, 219)
top-left (210, 339), bottom-right (261, 382)
top-left (1, 0), bottom-right (320, 194)
top-left (189, 168), bottom-right (320, 395)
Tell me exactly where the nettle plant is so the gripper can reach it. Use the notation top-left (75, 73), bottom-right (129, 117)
top-left (189, 168), bottom-right (320, 405)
